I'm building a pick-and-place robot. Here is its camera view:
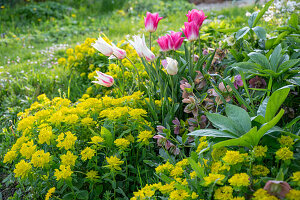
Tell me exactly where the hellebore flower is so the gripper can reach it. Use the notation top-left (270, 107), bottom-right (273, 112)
top-left (234, 74), bottom-right (243, 89)
top-left (92, 71), bottom-right (114, 87)
top-left (249, 76), bottom-right (267, 89)
top-left (128, 35), bottom-right (155, 61)
top-left (182, 22), bottom-right (199, 41)
top-left (172, 118), bottom-right (180, 135)
top-left (162, 57), bottom-right (178, 75)
top-left (144, 12), bottom-right (163, 33)
top-left (92, 37), bottom-right (113, 56)
top-left (186, 9), bottom-right (207, 29)
top-left (264, 180), bottom-right (291, 198)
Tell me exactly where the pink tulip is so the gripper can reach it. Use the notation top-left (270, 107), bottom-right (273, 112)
top-left (186, 9), bottom-right (207, 28)
top-left (111, 44), bottom-right (126, 60)
top-left (144, 12), bottom-right (163, 33)
top-left (182, 22), bottom-right (199, 41)
top-left (168, 31), bottom-right (184, 50)
top-left (92, 71), bottom-right (114, 87)
top-left (157, 35), bottom-right (171, 52)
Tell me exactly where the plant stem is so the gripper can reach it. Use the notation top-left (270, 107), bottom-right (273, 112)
top-left (267, 76), bottom-right (273, 96)
top-left (149, 32), bottom-right (152, 50)
top-left (126, 56), bottom-right (141, 90)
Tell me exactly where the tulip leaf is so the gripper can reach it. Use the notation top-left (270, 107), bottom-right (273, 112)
top-left (253, 0), bottom-right (274, 27)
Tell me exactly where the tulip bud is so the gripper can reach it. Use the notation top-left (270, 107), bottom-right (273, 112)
top-left (182, 22), bottom-right (199, 41)
top-left (144, 12), bottom-right (163, 33)
top-left (91, 37), bottom-right (113, 56)
top-left (92, 71), bottom-right (114, 87)
top-left (163, 57), bottom-right (178, 75)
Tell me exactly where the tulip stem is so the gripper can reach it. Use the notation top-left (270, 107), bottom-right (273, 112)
top-left (149, 32), bottom-right (152, 50)
top-left (126, 56), bottom-right (141, 91)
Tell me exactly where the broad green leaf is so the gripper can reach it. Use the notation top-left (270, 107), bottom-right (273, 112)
top-left (230, 49), bottom-right (244, 62)
top-left (273, 31), bottom-right (289, 46)
top-left (236, 27), bottom-right (250, 40)
top-left (287, 77), bottom-right (300, 86)
top-left (256, 109), bottom-right (285, 141)
top-left (101, 126), bottom-right (114, 147)
top-left (289, 13), bottom-right (299, 29)
top-left (248, 52), bottom-right (271, 69)
top-left (188, 129), bottom-right (237, 138)
top-left (206, 112), bottom-right (242, 136)
top-left (269, 44), bottom-right (282, 72)
top-left (63, 193), bottom-right (74, 200)
top-left (253, 0), bottom-right (274, 27)
top-left (214, 127), bottom-right (258, 148)
top-left (257, 97), bottom-right (269, 118)
top-left (252, 26), bottom-right (266, 40)
top-left (277, 59), bottom-right (300, 73)
top-left (225, 104), bottom-right (251, 133)
top-left (248, 12), bottom-right (258, 28)
top-left (188, 157), bottom-right (205, 179)
top-left (266, 38), bottom-right (276, 50)
top-left (76, 190), bottom-right (89, 200)
top-left (251, 115), bottom-right (266, 124)
top-left (231, 62), bottom-right (263, 72)
top-left (265, 87), bottom-right (290, 122)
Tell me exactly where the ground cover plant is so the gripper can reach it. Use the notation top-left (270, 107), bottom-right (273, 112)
top-left (0, 0), bottom-right (300, 199)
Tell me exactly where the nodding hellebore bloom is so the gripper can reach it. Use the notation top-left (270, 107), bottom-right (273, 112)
top-left (128, 35), bottom-right (155, 62)
top-left (186, 9), bottom-right (207, 29)
top-left (162, 57), bottom-right (178, 75)
top-left (144, 12), bottom-right (163, 33)
top-left (92, 36), bottom-right (126, 59)
top-left (92, 71), bottom-right (114, 87)
top-left (182, 22), bottom-right (199, 41)
top-left (157, 31), bottom-right (185, 52)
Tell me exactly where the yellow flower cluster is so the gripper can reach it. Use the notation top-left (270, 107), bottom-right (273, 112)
top-left (14, 160), bottom-right (32, 178)
top-left (222, 150), bottom-right (247, 165)
top-left (114, 138), bottom-right (130, 150)
top-left (90, 136), bottom-right (105, 145)
top-left (20, 140), bottom-right (37, 159)
top-left (278, 135), bottom-right (295, 148)
top-left (228, 173), bottom-right (250, 187)
top-left (252, 165), bottom-right (270, 176)
top-left (31, 150), bottom-right (50, 168)
top-left (56, 131), bottom-right (77, 150)
top-left (291, 171), bottom-right (300, 185)
top-left (60, 151), bottom-right (77, 167)
top-left (155, 161), bottom-right (174, 174)
top-left (276, 147), bottom-right (293, 161)
top-left (45, 187), bottom-right (55, 200)
top-left (137, 130), bottom-right (153, 145)
top-left (54, 165), bottom-right (73, 181)
top-left (286, 189), bottom-right (300, 200)
top-left (81, 147), bottom-right (95, 161)
top-left (3, 150), bottom-right (17, 164)
top-left (86, 170), bottom-right (100, 181)
top-left (38, 126), bottom-right (53, 145)
top-left (252, 146), bottom-right (268, 158)
top-left (105, 156), bottom-right (124, 171)
top-left (204, 173), bottom-right (225, 186)
top-left (252, 189), bottom-right (279, 200)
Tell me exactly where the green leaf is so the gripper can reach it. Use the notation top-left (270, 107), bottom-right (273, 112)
top-left (206, 112), bottom-right (242, 136)
top-left (188, 129), bottom-right (237, 138)
top-left (269, 44), bottom-right (282, 72)
top-left (248, 12), bottom-right (258, 28)
top-left (277, 59), bottom-right (300, 73)
top-left (257, 97), bottom-right (269, 118)
top-left (273, 31), bottom-right (289, 46)
top-left (252, 26), bottom-right (266, 40)
top-left (252, 115), bottom-right (266, 124)
top-left (236, 27), bottom-right (250, 40)
top-left (265, 87), bottom-right (290, 122)
top-left (76, 190), bottom-right (89, 200)
top-left (265, 38), bottom-right (276, 50)
top-left (289, 13), bottom-right (298, 29)
top-left (253, 0), bottom-right (274, 27)
top-left (188, 157), bottom-right (205, 179)
top-left (248, 52), bottom-right (271, 69)
top-left (63, 193), bottom-right (74, 200)
top-left (205, 50), bottom-right (216, 72)
top-left (287, 76), bottom-right (300, 86)
top-left (256, 109), bottom-right (285, 141)
top-left (225, 104), bottom-right (251, 133)
top-left (101, 126), bottom-right (113, 147)
top-left (214, 127), bottom-right (258, 148)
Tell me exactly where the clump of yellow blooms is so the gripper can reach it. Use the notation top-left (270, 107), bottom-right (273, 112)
top-left (90, 136), bottom-right (105, 145)
top-left (137, 130), bottom-right (153, 145)
top-left (228, 173), bottom-right (250, 187)
top-left (222, 150), bottom-right (247, 165)
top-left (252, 165), bottom-right (270, 176)
top-left (214, 186), bottom-right (233, 200)
top-left (56, 131), bottom-right (77, 150)
top-left (278, 135), bottom-right (295, 148)
top-left (60, 151), bottom-right (78, 167)
top-left (275, 147), bottom-right (293, 161)
top-left (204, 173), bottom-right (225, 186)
top-left (45, 187), bottom-right (55, 200)
top-left (3, 150), bottom-right (17, 164)
top-left (14, 160), bottom-right (32, 178)
top-left (169, 189), bottom-right (190, 200)
top-left (31, 150), bottom-right (50, 168)
top-left (20, 140), bottom-right (37, 159)
top-left (81, 147), bottom-right (96, 161)
top-left (252, 146), bottom-right (268, 158)
top-left (155, 161), bottom-right (174, 174)
top-left (291, 171), bottom-right (300, 185)
top-left (105, 156), bottom-right (124, 171)
top-left (286, 189), bottom-right (300, 200)
top-left (38, 126), bottom-right (53, 145)
top-left (54, 165), bottom-right (73, 181)
top-left (170, 166), bottom-right (184, 177)
top-left (252, 189), bottom-right (279, 200)
top-left (86, 170), bottom-right (100, 181)
top-left (114, 138), bottom-right (130, 150)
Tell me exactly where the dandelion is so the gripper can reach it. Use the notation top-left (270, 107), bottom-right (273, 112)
top-left (228, 173), bottom-right (250, 187)
top-left (81, 147), bottom-right (96, 161)
top-left (14, 160), bottom-right (32, 178)
top-left (105, 156), bottom-right (124, 171)
top-left (45, 187), bottom-right (55, 200)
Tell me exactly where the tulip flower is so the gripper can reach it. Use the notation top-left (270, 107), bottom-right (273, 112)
top-left (92, 37), bottom-right (114, 56)
top-left (128, 35), bottom-right (155, 61)
top-left (92, 71), bottom-right (114, 87)
top-left (109, 44), bottom-right (126, 60)
top-left (157, 31), bottom-right (184, 52)
top-left (163, 57), bottom-right (178, 75)
top-left (182, 22), bottom-right (199, 41)
top-left (144, 12), bottom-right (163, 33)
top-left (157, 35), bottom-right (171, 52)
top-left (186, 9), bottom-right (207, 29)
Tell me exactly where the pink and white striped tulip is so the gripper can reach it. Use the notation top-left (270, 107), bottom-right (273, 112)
top-left (186, 9), bottom-right (207, 29)
top-left (128, 35), bottom-right (155, 62)
top-left (157, 35), bottom-right (171, 52)
top-left (182, 22), bottom-right (199, 41)
top-left (144, 12), bottom-right (163, 33)
top-left (111, 44), bottom-right (126, 60)
top-left (91, 37), bottom-right (113, 56)
top-left (168, 31), bottom-right (184, 50)
top-left (92, 71), bottom-right (114, 87)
